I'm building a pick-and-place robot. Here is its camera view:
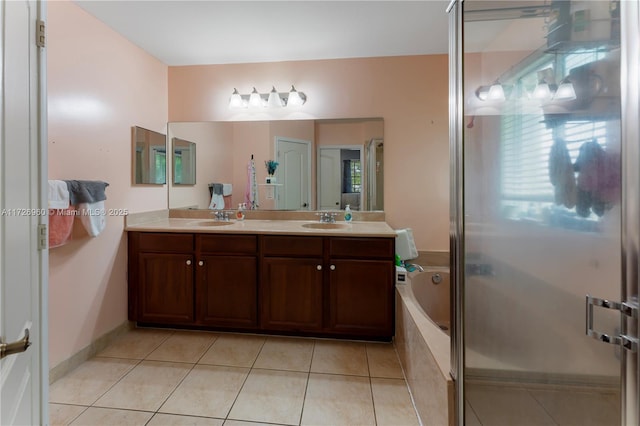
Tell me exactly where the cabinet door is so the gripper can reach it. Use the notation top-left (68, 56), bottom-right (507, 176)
top-left (139, 253), bottom-right (194, 324)
top-left (329, 259), bottom-right (394, 337)
top-left (261, 257), bottom-right (323, 331)
top-left (196, 255), bottom-right (257, 328)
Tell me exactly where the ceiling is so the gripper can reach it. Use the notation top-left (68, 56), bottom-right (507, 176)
top-left (73, 1), bottom-right (451, 66)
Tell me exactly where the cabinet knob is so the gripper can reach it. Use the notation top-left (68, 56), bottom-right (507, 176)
top-left (330, 264), bottom-right (336, 270)
top-left (198, 260), bottom-right (204, 266)
top-left (317, 265), bottom-right (322, 271)
top-left (186, 260), bottom-right (192, 266)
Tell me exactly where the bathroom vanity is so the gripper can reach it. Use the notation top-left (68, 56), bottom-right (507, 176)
top-left (126, 215), bottom-right (396, 340)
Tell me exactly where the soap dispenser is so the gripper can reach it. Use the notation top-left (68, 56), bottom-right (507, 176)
top-left (344, 204), bottom-right (352, 223)
top-left (236, 203), bottom-right (245, 221)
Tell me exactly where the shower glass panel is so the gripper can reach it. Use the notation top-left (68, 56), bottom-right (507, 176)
top-left (462, 1), bottom-right (622, 424)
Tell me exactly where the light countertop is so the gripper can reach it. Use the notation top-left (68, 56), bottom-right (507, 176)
top-left (125, 218), bottom-right (396, 238)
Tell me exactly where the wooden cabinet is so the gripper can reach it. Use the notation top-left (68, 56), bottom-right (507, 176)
top-left (196, 234), bottom-right (257, 328)
top-left (129, 233), bottom-right (195, 324)
top-left (328, 238), bottom-right (395, 337)
top-left (128, 232), bottom-right (258, 329)
top-left (260, 236), bottom-right (324, 331)
top-left (260, 235), bottom-right (394, 338)
top-left (129, 230), bottom-right (394, 340)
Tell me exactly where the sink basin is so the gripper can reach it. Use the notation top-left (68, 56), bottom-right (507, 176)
top-left (190, 220), bottom-right (234, 227)
top-left (302, 222), bottom-right (349, 230)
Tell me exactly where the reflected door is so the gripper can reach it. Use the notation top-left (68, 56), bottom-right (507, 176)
top-left (276, 138), bottom-right (311, 210)
top-left (450, 1), bottom-right (639, 424)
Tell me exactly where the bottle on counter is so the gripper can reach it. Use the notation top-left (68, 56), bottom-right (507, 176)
top-left (344, 204), bottom-right (352, 223)
top-left (236, 203), bottom-right (245, 221)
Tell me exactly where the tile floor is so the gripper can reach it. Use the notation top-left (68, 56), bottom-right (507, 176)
top-left (50, 329), bottom-right (421, 426)
top-left (465, 383), bottom-right (621, 426)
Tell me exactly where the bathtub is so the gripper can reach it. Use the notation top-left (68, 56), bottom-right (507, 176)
top-left (395, 267), bottom-right (454, 426)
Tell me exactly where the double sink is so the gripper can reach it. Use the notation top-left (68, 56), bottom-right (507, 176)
top-left (190, 219), bottom-right (350, 230)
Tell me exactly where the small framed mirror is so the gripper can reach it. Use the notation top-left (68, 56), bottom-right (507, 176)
top-left (172, 137), bottom-right (196, 185)
top-left (132, 126), bottom-right (167, 185)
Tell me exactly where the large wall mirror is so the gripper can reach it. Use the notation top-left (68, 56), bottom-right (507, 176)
top-left (167, 118), bottom-right (383, 211)
top-left (132, 126), bottom-right (167, 185)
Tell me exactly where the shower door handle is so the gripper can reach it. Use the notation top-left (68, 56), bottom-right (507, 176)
top-left (586, 295), bottom-right (638, 352)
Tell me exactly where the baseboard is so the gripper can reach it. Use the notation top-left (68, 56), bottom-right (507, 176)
top-left (49, 321), bottom-right (134, 384)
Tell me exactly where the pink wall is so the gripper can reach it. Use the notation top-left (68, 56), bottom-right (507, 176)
top-left (47, 0), bottom-right (168, 368)
top-left (168, 56), bottom-right (450, 250)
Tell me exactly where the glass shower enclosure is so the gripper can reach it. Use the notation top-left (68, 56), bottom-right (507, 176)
top-left (448, 1), bottom-right (639, 424)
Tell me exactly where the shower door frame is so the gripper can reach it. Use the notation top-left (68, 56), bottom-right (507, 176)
top-left (447, 0), bottom-right (640, 424)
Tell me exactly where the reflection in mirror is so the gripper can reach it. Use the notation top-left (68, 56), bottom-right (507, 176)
top-left (172, 138), bottom-right (196, 185)
top-left (167, 118), bottom-right (383, 211)
top-left (132, 126), bottom-right (166, 185)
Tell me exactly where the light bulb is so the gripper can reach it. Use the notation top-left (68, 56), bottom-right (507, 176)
top-left (248, 87), bottom-right (263, 108)
top-left (229, 88), bottom-right (244, 109)
top-left (287, 85), bottom-right (305, 107)
top-left (267, 86), bottom-right (283, 108)
top-left (554, 82), bottom-right (577, 100)
top-left (487, 83), bottom-right (506, 101)
top-left (532, 82), bottom-right (552, 100)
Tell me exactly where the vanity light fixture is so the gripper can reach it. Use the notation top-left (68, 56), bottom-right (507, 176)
top-left (228, 85), bottom-right (307, 109)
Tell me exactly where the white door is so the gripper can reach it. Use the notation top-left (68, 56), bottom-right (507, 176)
top-left (0, 1), bottom-right (47, 425)
top-left (275, 138), bottom-right (311, 210)
top-left (318, 148), bottom-right (341, 210)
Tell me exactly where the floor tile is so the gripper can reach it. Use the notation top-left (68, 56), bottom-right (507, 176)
top-left (146, 331), bottom-right (217, 363)
top-left (199, 334), bottom-right (265, 368)
top-left (466, 384), bottom-right (556, 426)
top-left (49, 403), bottom-right (87, 426)
top-left (371, 377), bottom-right (420, 426)
top-left (366, 343), bottom-right (404, 379)
top-left (147, 413), bottom-right (224, 425)
top-left (465, 400), bottom-right (483, 426)
top-left (228, 369), bottom-right (308, 425)
top-left (253, 336), bottom-right (314, 372)
top-left (94, 360), bottom-right (192, 411)
top-left (49, 358), bottom-right (138, 405)
top-left (160, 365), bottom-right (249, 418)
top-left (530, 388), bottom-right (620, 426)
top-left (224, 421), bottom-right (287, 426)
top-left (310, 340), bottom-right (369, 376)
top-left (98, 329), bottom-right (173, 359)
top-left (301, 373), bottom-right (375, 426)
top-left (69, 407), bottom-right (153, 425)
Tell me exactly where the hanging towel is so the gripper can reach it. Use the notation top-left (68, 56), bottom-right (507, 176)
top-left (48, 207), bottom-right (74, 248)
top-left (222, 183), bottom-right (233, 196)
top-left (48, 180), bottom-right (70, 209)
top-left (78, 201), bottom-right (107, 237)
top-left (548, 138), bottom-right (577, 208)
top-left (64, 180), bottom-right (109, 205)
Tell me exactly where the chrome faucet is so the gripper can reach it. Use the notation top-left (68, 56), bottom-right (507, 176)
top-left (317, 212), bottom-right (337, 223)
top-left (212, 211), bottom-right (230, 221)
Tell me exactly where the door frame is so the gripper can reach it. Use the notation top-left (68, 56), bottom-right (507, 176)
top-left (274, 137), bottom-right (312, 210)
top-left (0, 0), bottom-right (48, 423)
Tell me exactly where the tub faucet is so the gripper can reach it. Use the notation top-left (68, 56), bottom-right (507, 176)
top-left (406, 263), bottom-right (424, 272)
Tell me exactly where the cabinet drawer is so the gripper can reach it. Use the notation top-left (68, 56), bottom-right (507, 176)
top-left (137, 233), bottom-right (194, 253)
top-left (329, 237), bottom-right (394, 259)
top-left (262, 235), bottom-right (323, 257)
top-left (199, 234), bottom-right (257, 254)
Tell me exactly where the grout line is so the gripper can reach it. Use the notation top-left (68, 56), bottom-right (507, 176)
top-left (364, 343), bottom-right (379, 426)
top-left (298, 338), bottom-right (316, 426)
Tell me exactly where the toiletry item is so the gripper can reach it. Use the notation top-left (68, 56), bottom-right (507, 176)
top-left (344, 204), bottom-right (352, 222)
top-left (236, 203), bottom-right (245, 221)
